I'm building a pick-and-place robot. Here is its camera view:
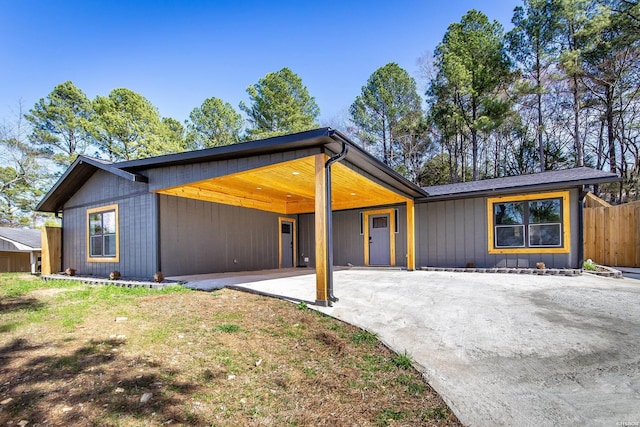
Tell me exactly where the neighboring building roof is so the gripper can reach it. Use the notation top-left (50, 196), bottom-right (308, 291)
top-left (422, 167), bottom-right (620, 201)
top-left (0, 228), bottom-right (41, 251)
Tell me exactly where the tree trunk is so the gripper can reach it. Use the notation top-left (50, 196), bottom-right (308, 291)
top-left (572, 75), bottom-right (584, 167)
top-left (381, 116), bottom-right (389, 165)
top-left (471, 98), bottom-right (478, 180)
top-left (596, 119), bottom-right (605, 170)
top-left (536, 54), bottom-right (545, 172)
top-left (606, 84), bottom-right (617, 174)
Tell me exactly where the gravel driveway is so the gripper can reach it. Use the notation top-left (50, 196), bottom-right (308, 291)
top-left (224, 269), bottom-right (640, 426)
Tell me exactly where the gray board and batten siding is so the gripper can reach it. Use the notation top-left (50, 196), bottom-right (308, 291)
top-left (415, 188), bottom-right (581, 269)
top-left (57, 167), bottom-right (580, 277)
top-left (298, 205), bottom-right (408, 268)
top-left (62, 169), bottom-right (158, 278)
top-left (158, 194), bottom-right (296, 276)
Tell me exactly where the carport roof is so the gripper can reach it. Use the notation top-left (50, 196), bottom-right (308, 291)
top-left (36, 128), bottom-right (428, 213)
top-left (421, 167), bottom-right (620, 201)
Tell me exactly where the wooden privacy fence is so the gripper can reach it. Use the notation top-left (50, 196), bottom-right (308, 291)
top-left (41, 226), bottom-right (62, 275)
top-left (583, 194), bottom-right (640, 267)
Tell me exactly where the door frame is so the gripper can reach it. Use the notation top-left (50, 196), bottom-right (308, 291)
top-left (363, 208), bottom-right (396, 266)
top-left (278, 217), bottom-right (297, 269)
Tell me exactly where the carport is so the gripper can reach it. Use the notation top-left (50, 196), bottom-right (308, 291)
top-left (119, 128), bottom-right (427, 305)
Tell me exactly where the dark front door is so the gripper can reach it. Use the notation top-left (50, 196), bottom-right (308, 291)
top-left (369, 214), bottom-right (390, 265)
top-left (280, 221), bottom-right (294, 268)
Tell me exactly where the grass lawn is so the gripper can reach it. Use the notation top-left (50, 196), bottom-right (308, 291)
top-left (0, 273), bottom-right (461, 426)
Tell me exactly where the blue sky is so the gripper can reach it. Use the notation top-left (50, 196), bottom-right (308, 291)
top-left (1, 1), bottom-right (521, 128)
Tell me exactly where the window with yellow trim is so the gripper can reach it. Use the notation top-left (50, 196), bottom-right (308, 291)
top-left (494, 198), bottom-right (562, 248)
top-left (87, 205), bottom-right (119, 262)
top-left (488, 191), bottom-right (570, 254)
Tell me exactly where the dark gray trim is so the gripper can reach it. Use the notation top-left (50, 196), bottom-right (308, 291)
top-left (325, 139), bottom-right (349, 304)
top-left (119, 127), bottom-right (427, 200)
top-left (118, 128), bottom-right (333, 169)
top-left (37, 156), bottom-right (148, 212)
top-left (329, 129), bottom-right (427, 199)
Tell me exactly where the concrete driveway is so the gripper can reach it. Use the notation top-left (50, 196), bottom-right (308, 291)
top-left (200, 269), bottom-right (640, 426)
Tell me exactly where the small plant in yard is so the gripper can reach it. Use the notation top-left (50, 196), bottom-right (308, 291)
top-left (397, 373), bottom-right (427, 395)
top-left (392, 350), bottom-right (413, 369)
top-left (213, 323), bottom-right (242, 333)
top-left (583, 258), bottom-right (599, 271)
top-left (352, 329), bottom-right (378, 345)
top-left (296, 301), bottom-right (308, 310)
top-left (423, 404), bottom-right (450, 420)
top-left (375, 408), bottom-right (408, 426)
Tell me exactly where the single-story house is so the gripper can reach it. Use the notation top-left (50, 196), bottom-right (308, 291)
top-left (36, 128), bottom-right (619, 305)
top-left (0, 227), bottom-right (42, 273)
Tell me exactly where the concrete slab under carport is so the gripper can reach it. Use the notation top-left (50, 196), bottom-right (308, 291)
top-left (217, 269), bottom-right (640, 427)
top-left (168, 268), bottom-right (317, 291)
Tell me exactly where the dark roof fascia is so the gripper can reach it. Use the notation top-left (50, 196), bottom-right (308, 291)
top-left (84, 157), bottom-right (149, 183)
top-left (417, 175), bottom-right (621, 202)
top-left (36, 156), bottom-right (148, 212)
top-left (116, 128), bottom-right (334, 171)
top-left (327, 129), bottom-right (429, 199)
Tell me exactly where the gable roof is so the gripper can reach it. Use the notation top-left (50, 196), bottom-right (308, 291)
top-left (422, 167), bottom-right (620, 201)
top-left (116, 127), bottom-right (427, 199)
top-left (0, 228), bottom-right (41, 251)
top-left (36, 128), bottom-right (428, 213)
top-left (36, 156), bottom-right (149, 213)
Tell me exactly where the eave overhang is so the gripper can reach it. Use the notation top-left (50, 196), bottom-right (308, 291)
top-left (419, 174), bottom-right (621, 202)
top-left (36, 128), bottom-right (428, 215)
top-left (36, 156), bottom-right (148, 213)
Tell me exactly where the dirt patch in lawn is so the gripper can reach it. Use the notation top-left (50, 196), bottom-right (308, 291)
top-left (0, 276), bottom-right (461, 426)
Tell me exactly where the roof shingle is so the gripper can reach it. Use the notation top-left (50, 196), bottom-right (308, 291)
top-left (422, 167), bottom-right (619, 199)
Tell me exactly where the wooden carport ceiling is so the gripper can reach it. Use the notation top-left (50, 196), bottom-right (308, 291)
top-left (156, 156), bottom-right (408, 214)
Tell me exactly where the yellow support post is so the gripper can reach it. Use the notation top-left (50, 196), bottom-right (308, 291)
top-left (314, 154), bottom-right (329, 305)
top-left (406, 199), bottom-right (415, 271)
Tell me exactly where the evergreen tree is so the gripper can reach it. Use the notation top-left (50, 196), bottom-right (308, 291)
top-left (349, 63), bottom-right (424, 172)
top-left (186, 97), bottom-right (243, 148)
top-left (93, 88), bottom-right (185, 161)
top-left (240, 67), bottom-right (319, 139)
top-left (433, 10), bottom-right (513, 181)
top-left (25, 81), bottom-right (94, 168)
top-left (507, 0), bottom-right (560, 172)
